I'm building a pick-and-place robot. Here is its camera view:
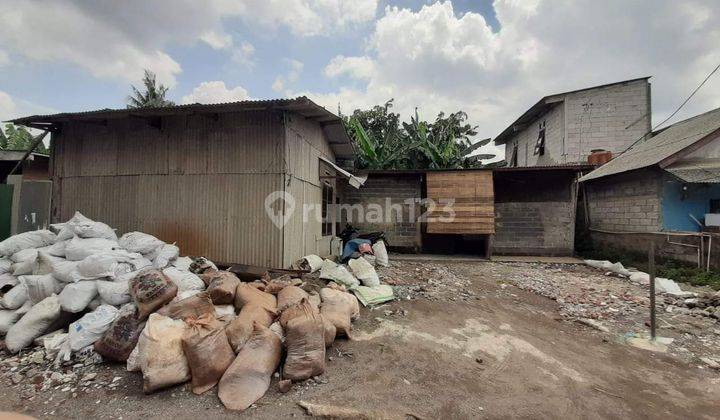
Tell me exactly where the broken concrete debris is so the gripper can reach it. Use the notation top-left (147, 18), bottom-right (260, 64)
top-left (0, 213), bottom-right (401, 411)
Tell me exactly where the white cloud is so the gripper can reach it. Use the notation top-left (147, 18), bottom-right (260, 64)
top-left (0, 91), bottom-right (17, 121)
top-left (324, 55), bottom-right (375, 80)
top-left (181, 81), bottom-right (250, 104)
top-left (301, 1), bottom-right (720, 159)
top-left (0, 0), bottom-right (376, 87)
top-left (231, 41), bottom-right (256, 67)
top-left (200, 31), bottom-right (234, 50)
top-left (272, 59), bottom-right (304, 93)
top-left (0, 50), bottom-right (9, 67)
top-left (212, 0), bottom-right (378, 36)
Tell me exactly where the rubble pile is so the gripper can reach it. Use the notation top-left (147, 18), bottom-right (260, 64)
top-left (377, 261), bottom-right (478, 302)
top-left (493, 261), bottom-right (720, 366)
top-left (664, 291), bottom-right (720, 320)
top-left (0, 212), bottom-right (393, 411)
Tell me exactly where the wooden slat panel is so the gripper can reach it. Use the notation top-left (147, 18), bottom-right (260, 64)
top-left (426, 171), bottom-right (494, 234)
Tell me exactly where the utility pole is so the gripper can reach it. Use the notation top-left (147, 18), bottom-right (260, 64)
top-left (648, 242), bottom-right (657, 340)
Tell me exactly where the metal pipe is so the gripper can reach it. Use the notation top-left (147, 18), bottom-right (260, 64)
top-left (708, 235), bottom-right (712, 272)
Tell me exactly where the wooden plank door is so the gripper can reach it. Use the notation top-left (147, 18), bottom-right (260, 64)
top-left (426, 171), bottom-right (494, 234)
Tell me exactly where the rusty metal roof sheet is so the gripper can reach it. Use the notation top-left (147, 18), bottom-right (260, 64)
top-left (8, 96), bottom-right (356, 159)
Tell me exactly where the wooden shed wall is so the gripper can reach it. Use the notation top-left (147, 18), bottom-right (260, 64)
top-left (282, 112), bottom-right (336, 266)
top-left (51, 111), bottom-right (286, 267)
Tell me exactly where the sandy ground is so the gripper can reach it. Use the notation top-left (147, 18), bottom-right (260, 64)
top-left (1, 261), bottom-right (719, 419)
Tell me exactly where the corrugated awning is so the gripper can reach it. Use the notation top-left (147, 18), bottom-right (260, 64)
top-left (665, 161), bottom-right (720, 183)
top-left (320, 156), bottom-right (366, 189)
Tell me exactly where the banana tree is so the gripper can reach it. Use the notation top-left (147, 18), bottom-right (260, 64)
top-left (347, 117), bottom-right (416, 169)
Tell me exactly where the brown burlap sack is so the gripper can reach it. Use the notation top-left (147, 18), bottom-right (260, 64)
top-left (278, 297), bottom-right (319, 328)
top-left (263, 274), bottom-right (302, 294)
top-left (308, 292), bottom-right (321, 310)
top-left (234, 283), bottom-right (277, 312)
top-left (320, 314), bottom-right (336, 347)
top-left (277, 285), bottom-right (309, 312)
top-left (218, 322), bottom-right (282, 411)
top-left (319, 287), bottom-right (359, 338)
top-left (205, 271), bottom-right (241, 304)
top-left (199, 269), bottom-right (219, 286)
top-left (94, 304), bottom-right (146, 362)
top-left (138, 314), bottom-right (190, 393)
top-left (157, 292), bottom-right (215, 321)
top-left (283, 300), bottom-right (325, 381)
top-left (225, 304), bottom-right (276, 352)
top-left (182, 314), bottom-right (235, 395)
top-left (129, 269), bottom-right (178, 320)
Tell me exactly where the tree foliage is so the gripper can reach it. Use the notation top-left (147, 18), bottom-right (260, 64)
top-left (0, 123), bottom-right (48, 153)
top-left (343, 100), bottom-right (495, 170)
top-left (127, 69), bottom-right (175, 109)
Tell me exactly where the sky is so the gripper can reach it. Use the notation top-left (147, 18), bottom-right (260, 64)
top-left (1, 0), bottom-right (719, 159)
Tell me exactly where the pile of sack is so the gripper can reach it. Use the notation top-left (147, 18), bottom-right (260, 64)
top-left (296, 241), bottom-right (395, 307)
top-left (0, 212), bottom-right (364, 411)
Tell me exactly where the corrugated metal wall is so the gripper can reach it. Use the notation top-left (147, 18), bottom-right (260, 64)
top-left (282, 112), bottom-right (336, 266)
top-left (52, 111), bottom-right (285, 266)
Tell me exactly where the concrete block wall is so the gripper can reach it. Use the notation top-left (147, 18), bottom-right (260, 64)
top-left (494, 201), bottom-right (574, 255)
top-left (504, 79), bottom-right (650, 166)
top-left (564, 79), bottom-right (650, 161)
top-left (339, 173), bottom-right (422, 250)
top-left (585, 168), bottom-right (662, 232)
top-left (504, 103), bottom-right (565, 167)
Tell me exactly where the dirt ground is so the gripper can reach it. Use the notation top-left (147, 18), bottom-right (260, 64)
top-left (1, 260), bottom-right (719, 419)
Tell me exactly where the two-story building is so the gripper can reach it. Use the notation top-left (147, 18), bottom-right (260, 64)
top-left (491, 77), bottom-right (651, 256)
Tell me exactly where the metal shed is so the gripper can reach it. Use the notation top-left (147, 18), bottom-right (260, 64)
top-left (10, 97), bottom-right (357, 268)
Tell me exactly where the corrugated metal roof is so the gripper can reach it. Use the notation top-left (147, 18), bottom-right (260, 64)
top-left (493, 163), bottom-right (595, 172)
top-left (664, 160), bottom-right (720, 183)
top-left (580, 107), bottom-right (720, 182)
top-left (8, 96), bottom-right (356, 159)
top-left (494, 77), bottom-right (651, 145)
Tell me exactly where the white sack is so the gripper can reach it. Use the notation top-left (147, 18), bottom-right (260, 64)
top-left (96, 279), bottom-right (131, 306)
top-left (71, 220), bottom-right (117, 241)
top-left (46, 240), bottom-right (68, 257)
top-left (0, 308), bottom-right (21, 335)
top-left (214, 304), bottom-right (235, 318)
top-left (372, 241), bottom-right (389, 267)
top-left (0, 230), bottom-right (56, 257)
top-left (12, 259), bottom-right (36, 276)
top-left (0, 283), bottom-right (28, 309)
top-left (118, 232), bottom-right (165, 255)
top-left (162, 267), bottom-right (204, 292)
top-left (348, 257), bottom-right (380, 287)
top-left (86, 295), bottom-right (103, 311)
top-left (11, 248), bottom-right (39, 263)
top-left (5, 294), bottom-right (61, 353)
top-left (319, 259), bottom-right (360, 289)
top-left (59, 281), bottom-right (98, 313)
top-left (34, 251), bottom-right (64, 276)
top-left (56, 211), bottom-right (94, 240)
top-left (138, 313), bottom-right (190, 393)
top-left (171, 256), bottom-right (193, 272)
top-left (153, 244), bottom-right (179, 269)
top-left (65, 237), bottom-right (119, 261)
top-left (126, 343), bottom-right (141, 372)
top-left (23, 274), bottom-right (62, 304)
top-left (51, 259), bottom-right (81, 283)
top-left (170, 289), bottom-right (202, 303)
top-left (68, 304), bottom-right (120, 351)
top-left (76, 253), bottom-right (134, 280)
top-left (0, 258), bottom-right (12, 274)
top-left (0, 273), bottom-right (18, 289)
top-left (298, 255), bottom-right (324, 273)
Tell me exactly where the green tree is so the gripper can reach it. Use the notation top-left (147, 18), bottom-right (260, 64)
top-left (343, 100), bottom-right (496, 170)
top-left (343, 100), bottom-right (415, 169)
top-left (127, 69), bottom-right (175, 109)
top-left (0, 123), bottom-right (48, 153)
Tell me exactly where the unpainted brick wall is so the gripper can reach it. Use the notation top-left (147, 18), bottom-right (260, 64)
top-left (494, 201), bottom-right (574, 255)
top-left (585, 168), bottom-right (662, 232)
top-left (492, 170), bottom-right (576, 255)
top-left (504, 79), bottom-right (650, 166)
top-left (339, 173), bottom-right (422, 249)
